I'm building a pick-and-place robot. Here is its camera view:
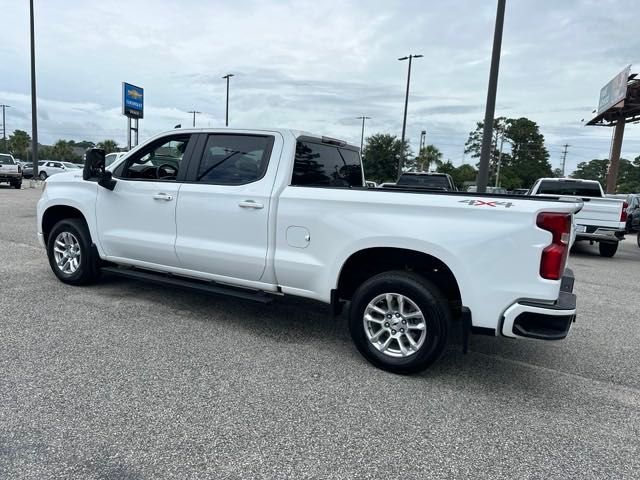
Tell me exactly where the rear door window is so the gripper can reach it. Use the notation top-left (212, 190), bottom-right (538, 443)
top-left (196, 134), bottom-right (274, 185)
top-left (292, 141), bottom-right (363, 187)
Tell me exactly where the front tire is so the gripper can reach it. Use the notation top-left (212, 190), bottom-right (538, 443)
top-left (12, 181), bottom-right (21, 189)
top-left (349, 271), bottom-right (450, 374)
top-left (46, 219), bottom-right (100, 285)
top-left (598, 241), bottom-right (618, 257)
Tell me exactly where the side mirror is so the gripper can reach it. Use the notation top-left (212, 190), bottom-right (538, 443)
top-left (83, 148), bottom-right (106, 180)
top-left (83, 148), bottom-right (117, 190)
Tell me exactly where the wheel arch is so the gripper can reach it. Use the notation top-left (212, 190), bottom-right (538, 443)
top-left (336, 247), bottom-right (463, 318)
top-left (42, 205), bottom-right (90, 245)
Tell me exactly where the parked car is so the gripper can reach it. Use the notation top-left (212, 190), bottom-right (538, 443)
top-left (608, 193), bottom-right (640, 232)
top-left (38, 161), bottom-right (82, 180)
top-left (395, 172), bottom-right (457, 191)
top-left (529, 178), bottom-right (626, 257)
top-left (21, 160), bottom-right (45, 179)
top-left (37, 128), bottom-right (581, 374)
top-left (0, 153), bottom-right (22, 189)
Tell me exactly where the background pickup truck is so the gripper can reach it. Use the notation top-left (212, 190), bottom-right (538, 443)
top-left (37, 128), bottom-right (581, 374)
top-left (529, 178), bottom-right (626, 257)
top-left (0, 153), bottom-right (23, 189)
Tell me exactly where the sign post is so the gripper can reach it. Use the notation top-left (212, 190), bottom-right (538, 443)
top-left (122, 82), bottom-right (144, 150)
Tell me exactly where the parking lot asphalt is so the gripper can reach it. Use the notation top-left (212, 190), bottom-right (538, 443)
top-left (1, 184), bottom-right (639, 479)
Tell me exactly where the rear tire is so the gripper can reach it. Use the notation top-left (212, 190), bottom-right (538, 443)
top-left (12, 182), bottom-right (21, 189)
top-left (39, 171), bottom-right (47, 180)
top-left (348, 271), bottom-right (450, 374)
top-left (598, 241), bottom-right (618, 257)
top-left (46, 218), bottom-right (100, 285)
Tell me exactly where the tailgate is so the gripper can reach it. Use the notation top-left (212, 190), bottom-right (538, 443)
top-left (575, 198), bottom-right (623, 228)
top-left (0, 164), bottom-right (19, 174)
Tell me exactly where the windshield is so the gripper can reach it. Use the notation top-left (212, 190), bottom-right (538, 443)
top-left (0, 154), bottom-right (15, 165)
top-left (63, 162), bottom-right (81, 169)
top-left (537, 180), bottom-right (602, 197)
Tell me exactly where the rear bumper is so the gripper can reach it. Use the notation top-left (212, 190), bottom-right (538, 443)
top-left (576, 226), bottom-right (624, 242)
top-left (0, 173), bottom-right (22, 182)
top-left (501, 269), bottom-right (576, 340)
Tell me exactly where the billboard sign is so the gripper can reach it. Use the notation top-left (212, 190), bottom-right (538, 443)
top-left (122, 82), bottom-right (144, 119)
top-left (597, 66), bottom-right (630, 115)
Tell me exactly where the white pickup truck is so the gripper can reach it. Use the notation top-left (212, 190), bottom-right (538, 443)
top-left (0, 153), bottom-right (22, 189)
top-left (529, 178), bottom-right (626, 257)
top-left (37, 128), bottom-right (581, 374)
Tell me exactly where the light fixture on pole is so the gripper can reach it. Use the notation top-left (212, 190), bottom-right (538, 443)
top-left (419, 129), bottom-right (426, 152)
top-left (398, 54), bottom-right (423, 179)
top-left (222, 74), bottom-right (234, 127)
top-left (187, 110), bottom-right (201, 127)
top-left (356, 116), bottom-right (371, 152)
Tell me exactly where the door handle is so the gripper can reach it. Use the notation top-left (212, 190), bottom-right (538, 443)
top-left (238, 200), bottom-right (264, 209)
top-left (153, 193), bottom-right (174, 201)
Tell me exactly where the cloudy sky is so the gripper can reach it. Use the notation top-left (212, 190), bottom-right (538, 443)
top-left (1, 0), bottom-right (640, 173)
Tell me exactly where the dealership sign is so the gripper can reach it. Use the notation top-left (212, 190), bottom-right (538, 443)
top-left (122, 82), bottom-right (144, 119)
top-left (597, 66), bottom-right (630, 115)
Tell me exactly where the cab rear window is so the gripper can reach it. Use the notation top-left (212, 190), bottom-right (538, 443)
top-left (0, 154), bottom-right (15, 165)
top-left (537, 180), bottom-right (602, 197)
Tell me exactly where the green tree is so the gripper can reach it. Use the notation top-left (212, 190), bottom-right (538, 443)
top-left (464, 116), bottom-right (551, 189)
top-left (436, 161), bottom-right (478, 190)
top-left (502, 117), bottom-right (552, 189)
top-left (50, 140), bottom-right (74, 161)
top-left (571, 159), bottom-right (609, 185)
top-left (8, 130), bottom-right (31, 160)
top-left (464, 117), bottom-right (507, 185)
top-left (414, 144), bottom-right (443, 172)
top-left (362, 133), bottom-right (411, 183)
top-left (97, 139), bottom-right (119, 154)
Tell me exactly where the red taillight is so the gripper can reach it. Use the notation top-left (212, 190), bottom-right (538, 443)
top-left (537, 212), bottom-right (571, 280)
top-left (621, 201), bottom-right (628, 223)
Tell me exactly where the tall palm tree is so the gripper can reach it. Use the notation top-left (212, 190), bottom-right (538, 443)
top-left (415, 144), bottom-right (443, 172)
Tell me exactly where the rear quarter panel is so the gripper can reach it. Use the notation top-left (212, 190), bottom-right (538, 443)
top-left (275, 188), bottom-right (574, 330)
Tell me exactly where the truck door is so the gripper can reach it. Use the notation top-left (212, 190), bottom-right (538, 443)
top-left (96, 133), bottom-right (197, 267)
top-left (174, 132), bottom-right (281, 281)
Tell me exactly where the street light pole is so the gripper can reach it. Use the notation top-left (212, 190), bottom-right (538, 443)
top-left (356, 116), bottom-right (371, 152)
top-left (222, 74), bottom-right (234, 127)
top-left (187, 110), bottom-right (201, 127)
top-left (419, 129), bottom-right (426, 152)
top-left (476, 0), bottom-right (506, 193)
top-left (398, 54), bottom-right (423, 179)
top-left (29, 0), bottom-right (39, 178)
top-left (0, 105), bottom-right (10, 153)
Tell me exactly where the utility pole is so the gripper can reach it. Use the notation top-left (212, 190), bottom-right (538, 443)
top-left (29, 0), bottom-right (39, 178)
top-left (476, 0), bottom-right (506, 193)
top-left (356, 116), bottom-right (371, 152)
top-left (222, 74), bottom-right (234, 127)
top-left (398, 54), bottom-right (423, 179)
top-left (0, 105), bottom-right (10, 153)
top-left (561, 144), bottom-right (569, 177)
top-left (188, 110), bottom-right (201, 128)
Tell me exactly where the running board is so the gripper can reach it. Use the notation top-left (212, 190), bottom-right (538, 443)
top-left (101, 266), bottom-right (273, 304)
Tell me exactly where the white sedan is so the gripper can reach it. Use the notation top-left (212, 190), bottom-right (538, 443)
top-left (38, 161), bottom-right (82, 180)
